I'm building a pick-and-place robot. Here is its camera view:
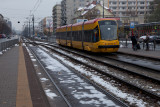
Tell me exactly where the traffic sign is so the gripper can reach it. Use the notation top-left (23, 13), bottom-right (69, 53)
top-left (130, 22), bottom-right (135, 29)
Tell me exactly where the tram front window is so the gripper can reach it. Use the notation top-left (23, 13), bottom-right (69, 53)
top-left (98, 20), bottom-right (117, 40)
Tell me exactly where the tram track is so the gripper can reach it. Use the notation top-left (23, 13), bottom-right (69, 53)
top-left (26, 42), bottom-right (128, 107)
top-left (46, 44), bottom-right (160, 82)
top-left (25, 43), bottom-right (72, 107)
top-left (38, 43), bottom-right (160, 101)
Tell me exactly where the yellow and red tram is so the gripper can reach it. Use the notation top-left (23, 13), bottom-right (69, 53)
top-left (56, 18), bottom-right (119, 52)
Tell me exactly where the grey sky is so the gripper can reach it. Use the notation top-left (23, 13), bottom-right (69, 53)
top-left (0, 0), bottom-right (61, 31)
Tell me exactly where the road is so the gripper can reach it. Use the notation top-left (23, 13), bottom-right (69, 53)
top-left (0, 35), bottom-right (19, 43)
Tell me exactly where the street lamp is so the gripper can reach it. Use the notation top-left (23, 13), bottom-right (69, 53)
top-left (103, 0), bottom-right (104, 18)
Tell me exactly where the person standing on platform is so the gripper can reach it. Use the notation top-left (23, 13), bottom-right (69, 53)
top-left (131, 34), bottom-right (137, 51)
top-left (145, 33), bottom-right (150, 51)
top-left (125, 34), bottom-right (128, 48)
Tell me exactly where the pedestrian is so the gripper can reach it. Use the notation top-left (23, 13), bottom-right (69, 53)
top-left (131, 34), bottom-right (137, 51)
top-left (145, 33), bottom-right (150, 51)
top-left (125, 34), bottom-right (128, 47)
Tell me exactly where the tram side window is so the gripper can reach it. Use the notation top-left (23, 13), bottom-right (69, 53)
top-left (79, 31), bottom-right (82, 41)
top-left (84, 30), bottom-right (92, 42)
top-left (72, 31), bottom-right (81, 41)
top-left (72, 31), bottom-right (75, 41)
top-left (61, 32), bottom-right (66, 40)
top-left (93, 26), bottom-right (99, 42)
top-left (56, 32), bottom-right (58, 39)
top-left (59, 32), bottom-right (61, 39)
top-left (67, 31), bottom-right (71, 40)
top-left (75, 31), bottom-right (78, 41)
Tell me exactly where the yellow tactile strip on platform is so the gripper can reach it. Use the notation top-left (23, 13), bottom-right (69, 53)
top-left (16, 46), bottom-right (33, 107)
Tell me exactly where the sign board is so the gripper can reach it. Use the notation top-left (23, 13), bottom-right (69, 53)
top-left (130, 22), bottom-right (135, 29)
top-left (77, 19), bottom-right (88, 23)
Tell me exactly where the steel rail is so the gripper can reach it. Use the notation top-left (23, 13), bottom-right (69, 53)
top-left (48, 44), bottom-right (160, 83)
top-left (26, 43), bottom-right (72, 107)
top-left (41, 44), bottom-right (160, 100)
top-left (38, 46), bottom-right (129, 107)
top-left (27, 42), bottom-right (128, 107)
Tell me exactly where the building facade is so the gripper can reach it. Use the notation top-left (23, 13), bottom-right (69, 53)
top-left (74, 2), bottom-right (114, 23)
top-left (52, 4), bottom-right (61, 33)
top-left (38, 16), bottom-right (53, 36)
top-left (61, 0), bottom-right (94, 25)
top-left (57, 0), bottom-right (153, 26)
top-left (105, 0), bottom-right (153, 25)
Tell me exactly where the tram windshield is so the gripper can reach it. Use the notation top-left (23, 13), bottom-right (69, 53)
top-left (98, 20), bottom-right (117, 40)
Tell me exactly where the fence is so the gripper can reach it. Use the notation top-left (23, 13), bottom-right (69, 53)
top-left (119, 38), bottom-right (160, 51)
top-left (0, 39), bottom-right (19, 52)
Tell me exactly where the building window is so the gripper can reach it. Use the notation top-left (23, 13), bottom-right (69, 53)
top-left (122, 12), bottom-right (125, 15)
top-left (140, 7), bottom-right (144, 9)
top-left (112, 2), bottom-right (117, 4)
top-left (112, 7), bottom-right (117, 10)
top-left (122, 7), bottom-right (126, 9)
top-left (128, 2), bottom-right (132, 5)
top-left (140, 12), bottom-right (144, 14)
top-left (113, 12), bottom-right (116, 14)
top-left (128, 7), bottom-right (132, 9)
top-left (97, 10), bottom-right (100, 15)
top-left (122, 2), bottom-right (126, 5)
top-left (140, 2), bottom-right (144, 4)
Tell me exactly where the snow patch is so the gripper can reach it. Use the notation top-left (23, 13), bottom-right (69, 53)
top-left (31, 59), bottom-right (36, 61)
top-left (40, 78), bottom-right (48, 82)
top-left (45, 89), bottom-right (57, 99)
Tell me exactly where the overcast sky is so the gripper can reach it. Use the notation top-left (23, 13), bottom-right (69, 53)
top-left (0, 0), bottom-right (61, 31)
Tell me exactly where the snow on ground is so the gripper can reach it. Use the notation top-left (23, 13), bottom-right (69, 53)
top-left (31, 59), bottom-right (36, 61)
top-left (38, 73), bottom-right (41, 75)
top-left (22, 43), bottom-right (26, 46)
top-left (29, 44), bottom-right (33, 47)
top-left (40, 78), bottom-right (49, 82)
top-left (36, 48), bottom-right (119, 107)
top-left (0, 52), bottom-right (2, 55)
top-left (25, 47), bottom-right (59, 100)
top-left (25, 45), bottom-right (148, 106)
top-left (45, 89), bottom-right (57, 99)
top-left (35, 47), bottom-right (147, 107)
top-left (15, 44), bottom-right (19, 46)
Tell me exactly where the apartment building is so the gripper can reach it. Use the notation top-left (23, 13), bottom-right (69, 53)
top-left (61, 0), bottom-right (94, 25)
top-left (60, 0), bottom-right (153, 25)
top-left (52, 4), bottom-right (61, 33)
top-left (105, 0), bottom-right (153, 25)
top-left (38, 16), bottom-right (53, 35)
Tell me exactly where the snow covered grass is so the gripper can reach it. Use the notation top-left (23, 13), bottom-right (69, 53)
top-left (45, 89), bottom-right (57, 99)
top-left (36, 47), bottom-right (147, 107)
top-left (0, 51), bottom-right (2, 55)
top-left (51, 53), bottom-right (147, 107)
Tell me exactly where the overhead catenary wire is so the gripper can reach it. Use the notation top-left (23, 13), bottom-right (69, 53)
top-left (30, 0), bottom-right (42, 15)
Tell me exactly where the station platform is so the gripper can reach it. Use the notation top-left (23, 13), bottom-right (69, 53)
top-left (0, 45), bottom-right (49, 107)
top-left (118, 47), bottom-right (160, 59)
top-left (0, 45), bottom-right (159, 107)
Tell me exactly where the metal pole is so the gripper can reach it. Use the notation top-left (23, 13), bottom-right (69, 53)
top-left (32, 15), bottom-right (34, 36)
top-left (29, 20), bottom-right (30, 37)
top-left (103, 0), bottom-right (104, 18)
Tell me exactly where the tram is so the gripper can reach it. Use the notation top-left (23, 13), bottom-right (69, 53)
top-left (56, 18), bottom-right (119, 52)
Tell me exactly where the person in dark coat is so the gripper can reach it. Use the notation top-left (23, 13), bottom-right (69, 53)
top-left (145, 34), bottom-right (150, 51)
top-left (131, 35), bottom-right (137, 51)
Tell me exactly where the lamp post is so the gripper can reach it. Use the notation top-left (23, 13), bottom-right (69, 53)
top-left (103, 0), bottom-right (104, 18)
top-left (32, 15), bottom-right (34, 36)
